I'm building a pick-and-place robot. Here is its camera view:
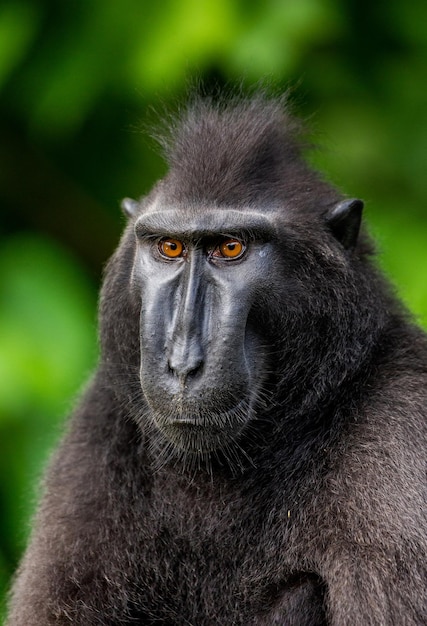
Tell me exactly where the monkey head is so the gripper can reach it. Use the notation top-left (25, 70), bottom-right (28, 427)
top-left (102, 99), bottom-right (379, 464)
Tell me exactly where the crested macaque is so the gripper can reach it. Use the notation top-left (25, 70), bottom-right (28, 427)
top-left (7, 95), bottom-right (427, 625)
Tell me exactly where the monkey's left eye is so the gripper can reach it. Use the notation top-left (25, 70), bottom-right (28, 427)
top-left (212, 239), bottom-right (245, 260)
top-left (158, 238), bottom-right (185, 259)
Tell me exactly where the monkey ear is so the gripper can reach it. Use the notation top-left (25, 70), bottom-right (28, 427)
top-left (325, 199), bottom-right (364, 250)
top-left (121, 197), bottom-right (140, 218)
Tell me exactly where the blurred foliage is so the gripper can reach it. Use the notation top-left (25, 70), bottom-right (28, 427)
top-left (1, 0), bottom-right (427, 617)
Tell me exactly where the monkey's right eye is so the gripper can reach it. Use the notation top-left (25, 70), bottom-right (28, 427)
top-left (158, 238), bottom-right (185, 259)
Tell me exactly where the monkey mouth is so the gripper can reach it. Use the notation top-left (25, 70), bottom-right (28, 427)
top-left (168, 416), bottom-right (202, 425)
top-left (150, 399), bottom-right (252, 453)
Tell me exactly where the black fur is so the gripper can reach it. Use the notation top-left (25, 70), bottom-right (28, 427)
top-left (7, 96), bottom-right (427, 625)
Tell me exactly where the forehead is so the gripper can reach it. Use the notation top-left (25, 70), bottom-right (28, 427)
top-left (135, 204), bottom-right (278, 240)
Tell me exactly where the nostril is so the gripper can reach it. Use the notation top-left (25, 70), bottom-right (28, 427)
top-left (167, 361), bottom-right (176, 376)
top-left (186, 360), bottom-right (204, 380)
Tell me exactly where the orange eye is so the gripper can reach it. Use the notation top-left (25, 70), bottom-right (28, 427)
top-left (158, 238), bottom-right (185, 258)
top-left (218, 239), bottom-right (244, 259)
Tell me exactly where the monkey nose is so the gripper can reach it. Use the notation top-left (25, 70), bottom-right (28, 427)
top-left (167, 341), bottom-right (204, 382)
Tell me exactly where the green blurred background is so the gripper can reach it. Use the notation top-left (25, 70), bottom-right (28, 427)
top-left (1, 0), bottom-right (426, 618)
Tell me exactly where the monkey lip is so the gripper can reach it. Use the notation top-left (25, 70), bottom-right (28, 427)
top-left (161, 413), bottom-right (228, 428)
top-left (151, 397), bottom-right (252, 447)
top-left (169, 416), bottom-right (201, 426)
top-left (160, 396), bottom-right (250, 426)
top-left (155, 412), bottom-right (248, 454)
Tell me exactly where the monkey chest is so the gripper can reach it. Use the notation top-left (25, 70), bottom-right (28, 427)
top-left (130, 504), bottom-right (326, 625)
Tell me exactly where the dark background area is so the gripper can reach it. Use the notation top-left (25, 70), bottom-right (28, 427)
top-left (1, 0), bottom-right (426, 617)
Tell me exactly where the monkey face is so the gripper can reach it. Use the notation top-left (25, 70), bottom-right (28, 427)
top-left (131, 206), bottom-right (276, 454)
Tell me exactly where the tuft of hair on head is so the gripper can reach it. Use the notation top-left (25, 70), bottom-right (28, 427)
top-left (153, 91), bottom-right (318, 207)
